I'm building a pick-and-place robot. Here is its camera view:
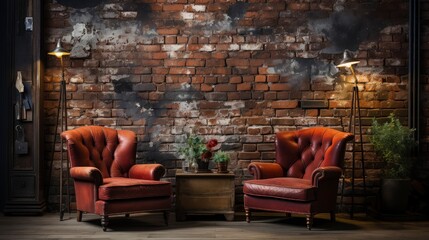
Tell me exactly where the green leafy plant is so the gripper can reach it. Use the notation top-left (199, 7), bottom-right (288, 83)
top-left (369, 114), bottom-right (416, 178)
top-left (178, 133), bottom-right (218, 164)
top-left (212, 150), bottom-right (230, 163)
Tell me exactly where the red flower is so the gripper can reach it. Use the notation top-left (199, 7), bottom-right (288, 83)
top-left (201, 151), bottom-right (212, 161)
top-left (206, 139), bottom-right (218, 149)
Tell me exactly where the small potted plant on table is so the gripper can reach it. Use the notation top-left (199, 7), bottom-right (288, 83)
top-left (178, 133), bottom-right (218, 173)
top-left (212, 150), bottom-right (230, 173)
top-left (369, 113), bottom-right (416, 213)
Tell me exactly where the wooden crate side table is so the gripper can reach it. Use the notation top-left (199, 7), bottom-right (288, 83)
top-left (175, 171), bottom-right (235, 221)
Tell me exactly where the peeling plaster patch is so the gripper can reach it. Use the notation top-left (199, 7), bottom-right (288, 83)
top-left (98, 25), bottom-right (142, 45)
top-left (69, 10), bottom-right (95, 23)
top-left (301, 36), bottom-right (310, 44)
top-left (380, 24), bottom-right (406, 34)
top-left (63, 4), bottom-right (159, 59)
top-left (135, 102), bottom-right (154, 116)
top-left (333, 0), bottom-right (346, 12)
top-left (188, 4), bottom-right (206, 12)
top-left (228, 44), bottom-right (240, 51)
top-left (241, 44), bottom-right (263, 51)
top-left (178, 101), bottom-right (198, 111)
top-left (70, 22), bottom-right (96, 57)
top-left (121, 11), bottom-right (138, 19)
top-left (111, 75), bottom-right (131, 81)
top-left (267, 58), bottom-right (339, 89)
top-left (103, 4), bottom-right (123, 11)
top-left (211, 14), bottom-right (234, 34)
top-left (162, 44), bottom-right (186, 52)
top-left (70, 74), bottom-right (84, 83)
top-left (181, 12), bottom-right (194, 20)
top-left (199, 45), bottom-right (215, 52)
top-left (165, 91), bottom-right (204, 101)
top-left (218, 119), bottom-right (230, 125)
top-left (181, 82), bottom-right (191, 90)
top-left (182, 13), bottom-right (233, 37)
top-left (163, 44), bottom-right (186, 58)
top-left (225, 101), bottom-right (245, 109)
top-left (95, 109), bottom-right (109, 117)
top-left (180, 2), bottom-right (249, 36)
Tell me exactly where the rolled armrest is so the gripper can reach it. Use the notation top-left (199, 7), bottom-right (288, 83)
top-left (311, 166), bottom-right (342, 187)
top-left (248, 162), bottom-right (284, 179)
top-left (129, 164), bottom-right (166, 181)
top-left (70, 167), bottom-right (103, 186)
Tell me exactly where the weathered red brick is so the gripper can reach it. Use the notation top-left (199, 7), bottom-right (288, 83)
top-left (254, 84), bottom-right (269, 91)
top-left (237, 83), bottom-right (252, 91)
top-left (247, 117), bottom-right (270, 125)
top-left (271, 100), bottom-right (299, 109)
top-left (164, 59), bottom-right (186, 67)
top-left (169, 67), bottom-right (195, 75)
top-left (214, 84), bottom-right (236, 92)
top-left (288, 3), bottom-right (310, 10)
top-left (186, 59), bottom-right (205, 67)
top-left (162, 4), bottom-right (184, 11)
top-left (136, 45), bottom-right (161, 52)
top-left (255, 75), bottom-right (266, 82)
top-left (206, 59), bottom-right (226, 67)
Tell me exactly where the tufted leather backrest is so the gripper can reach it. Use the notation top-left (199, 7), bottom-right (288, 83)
top-left (275, 127), bottom-right (353, 180)
top-left (61, 126), bottom-right (137, 178)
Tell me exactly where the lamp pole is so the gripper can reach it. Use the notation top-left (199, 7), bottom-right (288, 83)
top-left (348, 64), bottom-right (366, 219)
top-left (47, 39), bottom-right (70, 221)
top-left (337, 50), bottom-right (367, 218)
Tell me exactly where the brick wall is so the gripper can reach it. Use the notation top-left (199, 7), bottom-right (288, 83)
top-left (421, 1), bottom-right (429, 160)
top-left (44, 0), bottom-right (409, 212)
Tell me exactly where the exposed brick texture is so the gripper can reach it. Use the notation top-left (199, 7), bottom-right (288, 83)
top-left (44, 0), bottom-right (410, 213)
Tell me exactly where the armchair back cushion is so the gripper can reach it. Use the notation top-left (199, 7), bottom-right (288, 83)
top-left (276, 127), bottom-right (350, 180)
top-left (64, 126), bottom-right (136, 178)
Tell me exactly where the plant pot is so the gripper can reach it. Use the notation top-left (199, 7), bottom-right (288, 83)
top-left (216, 162), bottom-right (228, 173)
top-left (196, 160), bottom-right (211, 173)
top-left (380, 178), bottom-right (410, 214)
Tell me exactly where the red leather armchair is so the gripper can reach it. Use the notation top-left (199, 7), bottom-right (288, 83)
top-left (61, 126), bottom-right (172, 231)
top-left (243, 127), bottom-right (353, 230)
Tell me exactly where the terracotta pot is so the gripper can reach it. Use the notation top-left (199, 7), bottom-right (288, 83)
top-left (216, 162), bottom-right (228, 173)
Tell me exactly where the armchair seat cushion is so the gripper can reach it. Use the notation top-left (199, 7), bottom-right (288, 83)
top-left (99, 177), bottom-right (172, 201)
top-left (243, 178), bottom-right (316, 202)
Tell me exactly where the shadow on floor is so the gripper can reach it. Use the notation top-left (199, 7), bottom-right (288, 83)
top-left (79, 212), bottom-right (362, 232)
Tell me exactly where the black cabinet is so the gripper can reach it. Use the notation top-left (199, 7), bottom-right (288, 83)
top-left (2, 0), bottom-right (45, 214)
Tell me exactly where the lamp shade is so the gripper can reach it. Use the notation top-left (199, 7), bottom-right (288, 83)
top-left (337, 49), bottom-right (359, 68)
top-left (48, 39), bottom-right (70, 58)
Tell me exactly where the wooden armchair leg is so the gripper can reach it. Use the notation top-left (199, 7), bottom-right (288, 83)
top-left (101, 215), bottom-right (109, 232)
top-left (306, 215), bottom-right (313, 230)
top-left (245, 208), bottom-right (251, 223)
top-left (330, 211), bottom-right (336, 223)
top-left (163, 211), bottom-right (170, 226)
top-left (77, 210), bottom-right (83, 222)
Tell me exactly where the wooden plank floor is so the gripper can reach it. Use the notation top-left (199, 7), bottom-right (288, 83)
top-left (0, 212), bottom-right (428, 240)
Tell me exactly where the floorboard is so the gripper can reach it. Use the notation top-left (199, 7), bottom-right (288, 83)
top-left (0, 212), bottom-right (428, 240)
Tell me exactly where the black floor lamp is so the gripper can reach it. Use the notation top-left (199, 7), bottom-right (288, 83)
top-left (337, 49), bottom-right (367, 218)
top-left (47, 39), bottom-right (70, 221)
